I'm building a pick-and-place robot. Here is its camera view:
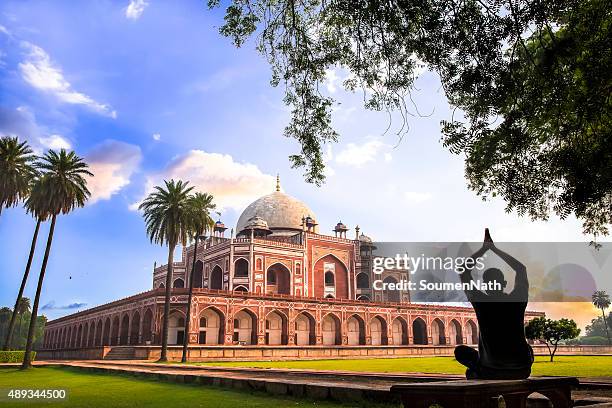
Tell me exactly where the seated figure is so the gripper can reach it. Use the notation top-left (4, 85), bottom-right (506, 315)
top-left (456, 228), bottom-right (533, 379)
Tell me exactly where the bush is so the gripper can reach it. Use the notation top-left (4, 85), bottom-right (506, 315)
top-left (0, 351), bottom-right (35, 363)
top-left (578, 336), bottom-right (610, 345)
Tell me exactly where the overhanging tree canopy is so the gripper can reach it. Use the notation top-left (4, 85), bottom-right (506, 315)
top-left (208, 0), bottom-right (611, 236)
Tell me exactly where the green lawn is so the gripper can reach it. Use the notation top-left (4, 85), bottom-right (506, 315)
top-left (193, 356), bottom-right (612, 378)
top-left (0, 367), bottom-right (386, 408)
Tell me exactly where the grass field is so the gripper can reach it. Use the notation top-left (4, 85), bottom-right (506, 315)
top-left (0, 367), bottom-right (386, 408)
top-left (193, 356), bottom-right (612, 378)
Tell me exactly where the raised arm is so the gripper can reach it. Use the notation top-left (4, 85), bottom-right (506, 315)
top-left (490, 245), bottom-right (528, 299)
top-left (460, 244), bottom-right (489, 302)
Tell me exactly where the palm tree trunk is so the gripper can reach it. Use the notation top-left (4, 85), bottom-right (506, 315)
top-left (3, 219), bottom-right (41, 351)
top-left (182, 235), bottom-right (199, 362)
top-left (22, 215), bottom-right (56, 369)
top-left (602, 307), bottom-right (611, 345)
top-left (159, 242), bottom-right (176, 362)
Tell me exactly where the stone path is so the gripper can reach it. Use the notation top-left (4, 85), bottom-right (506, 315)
top-left (3, 361), bottom-right (612, 404)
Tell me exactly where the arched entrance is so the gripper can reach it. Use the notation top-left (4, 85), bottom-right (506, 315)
top-left (295, 312), bottom-right (316, 345)
top-left (88, 321), bottom-right (95, 346)
top-left (465, 320), bottom-right (478, 344)
top-left (314, 255), bottom-right (349, 299)
top-left (412, 318), bottom-right (427, 345)
top-left (356, 273), bottom-right (369, 289)
top-left (95, 320), bottom-right (102, 346)
top-left (266, 264), bottom-right (291, 295)
top-left (347, 315), bottom-right (366, 345)
top-left (431, 318), bottom-right (446, 345)
top-left (448, 319), bottom-right (463, 345)
top-left (142, 309), bottom-right (153, 343)
top-left (234, 258), bottom-right (249, 277)
top-left (193, 260), bottom-right (203, 288)
top-left (130, 312), bottom-right (140, 345)
top-left (392, 317), bottom-right (409, 345)
top-left (265, 311), bottom-right (288, 345)
top-left (383, 276), bottom-right (400, 302)
top-left (233, 309), bottom-right (257, 345)
top-left (173, 278), bottom-right (184, 288)
top-left (110, 316), bottom-right (120, 346)
top-left (199, 307), bottom-right (225, 345)
top-left (322, 313), bottom-right (341, 345)
top-left (370, 316), bottom-right (388, 345)
top-left (120, 315), bottom-right (129, 345)
top-left (168, 313), bottom-right (185, 345)
top-left (102, 317), bottom-right (111, 345)
top-left (210, 266), bottom-right (223, 290)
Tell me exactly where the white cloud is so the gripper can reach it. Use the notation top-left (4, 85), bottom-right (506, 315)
top-left (39, 134), bottom-right (71, 150)
top-left (131, 150), bottom-right (275, 212)
top-left (86, 140), bottom-right (142, 204)
top-left (325, 69), bottom-right (339, 94)
top-left (125, 0), bottom-right (149, 20)
top-left (152, 133), bottom-right (161, 141)
top-left (19, 42), bottom-right (116, 118)
top-left (403, 191), bottom-right (432, 204)
top-left (335, 139), bottom-right (390, 167)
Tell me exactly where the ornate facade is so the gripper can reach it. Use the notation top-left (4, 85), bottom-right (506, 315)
top-left (41, 179), bottom-right (542, 357)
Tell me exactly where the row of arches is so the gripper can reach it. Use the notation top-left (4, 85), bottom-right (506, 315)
top-left (160, 308), bottom-right (479, 347)
top-left (43, 309), bottom-right (154, 350)
top-left (44, 307), bottom-right (479, 349)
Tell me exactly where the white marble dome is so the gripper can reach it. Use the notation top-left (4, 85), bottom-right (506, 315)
top-left (236, 190), bottom-right (317, 235)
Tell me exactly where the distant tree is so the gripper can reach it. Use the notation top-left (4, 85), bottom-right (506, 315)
top-left (21, 150), bottom-right (92, 369)
top-left (525, 317), bottom-right (580, 361)
top-left (585, 314), bottom-right (612, 338)
top-left (2, 181), bottom-right (45, 351)
top-left (0, 136), bottom-right (37, 217)
top-left (592, 291), bottom-right (611, 345)
top-left (209, 0), bottom-right (611, 237)
top-left (140, 179), bottom-right (194, 362)
top-left (182, 192), bottom-right (216, 363)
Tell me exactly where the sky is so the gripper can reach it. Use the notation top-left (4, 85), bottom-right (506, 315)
top-left (0, 1), bottom-right (604, 329)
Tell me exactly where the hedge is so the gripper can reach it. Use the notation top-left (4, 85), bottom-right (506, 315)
top-left (0, 351), bottom-right (36, 363)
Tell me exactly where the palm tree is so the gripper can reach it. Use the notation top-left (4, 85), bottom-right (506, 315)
top-left (139, 179), bottom-right (194, 362)
top-left (593, 291), bottom-right (611, 345)
top-left (182, 192), bottom-right (215, 362)
top-left (21, 149), bottom-right (92, 369)
top-left (3, 185), bottom-right (44, 351)
top-left (0, 136), bottom-right (37, 217)
top-left (16, 298), bottom-right (31, 348)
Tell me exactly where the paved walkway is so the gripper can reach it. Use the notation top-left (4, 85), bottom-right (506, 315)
top-left (3, 360), bottom-right (612, 403)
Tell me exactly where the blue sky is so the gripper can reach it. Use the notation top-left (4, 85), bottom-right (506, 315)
top-left (0, 1), bottom-right (595, 323)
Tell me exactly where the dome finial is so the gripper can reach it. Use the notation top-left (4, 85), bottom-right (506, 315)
top-left (276, 173), bottom-right (281, 192)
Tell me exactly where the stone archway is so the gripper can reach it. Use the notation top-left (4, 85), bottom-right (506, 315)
top-left (130, 312), bottom-right (140, 345)
top-left (347, 315), bottom-right (366, 345)
top-left (142, 309), bottom-right (153, 343)
top-left (322, 313), bottom-right (342, 345)
top-left (168, 312), bottom-right (186, 345)
top-left (173, 278), bottom-right (184, 288)
top-left (465, 320), bottom-right (478, 344)
top-left (295, 312), bottom-right (316, 345)
top-left (412, 317), bottom-right (427, 345)
top-left (193, 260), bottom-right (203, 288)
top-left (233, 309), bottom-right (257, 345)
top-left (102, 317), bottom-right (111, 345)
top-left (110, 316), bottom-right (120, 346)
top-left (234, 258), bottom-right (249, 277)
top-left (266, 263), bottom-right (291, 295)
top-left (383, 276), bottom-right (400, 302)
top-left (392, 317), bottom-right (409, 345)
top-left (370, 315), bottom-right (388, 345)
top-left (265, 311), bottom-right (288, 345)
top-left (120, 314), bottom-right (130, 345)
top-left (448, 319), bottom-right (463, 345)
top-left (210, 266), bottom-right (223, 290)
top-left (431, 318), bottom-right (446, 345)
top-left (199, 307), bottom-right (225, 345)
top-left (95, 320), bottom-right (102, 346)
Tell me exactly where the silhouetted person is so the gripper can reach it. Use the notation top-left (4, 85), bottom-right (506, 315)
top-left (455, 228), bottom-right (533, 379)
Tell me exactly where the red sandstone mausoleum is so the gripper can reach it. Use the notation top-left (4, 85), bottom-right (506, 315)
top-left (40, 178), bottom-right (543, 361)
